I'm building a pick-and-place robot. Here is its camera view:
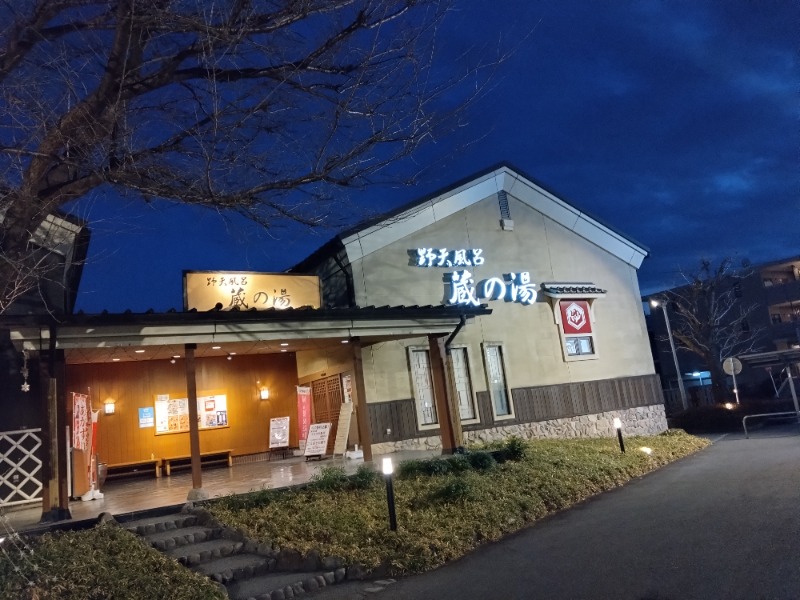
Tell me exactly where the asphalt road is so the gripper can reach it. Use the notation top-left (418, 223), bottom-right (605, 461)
top-left (315, 424), bottom-right (800, 599)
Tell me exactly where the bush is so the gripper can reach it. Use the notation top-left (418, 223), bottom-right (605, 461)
top-left (467, 450), bottom-right (496, 471)
top-left (351, 464), bottom-right (381, 489)
top-left (434, 478), bottom-right (475, 504)
top-left (445, 455), bottom-right (471, 473)
top-left (505, 436), bottom-right (527, 461)
top-left (309, 465), bottom-right (349, 491)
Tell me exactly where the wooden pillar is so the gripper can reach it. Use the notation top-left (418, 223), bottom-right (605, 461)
top-left (351, 339), bottom-right (373, 462)
top-left (54, 351), bottom-right (70, 513)
top-left (428, 334), bottom-right (463, 454)
top-left (184, 343), bottom-right (206, 500)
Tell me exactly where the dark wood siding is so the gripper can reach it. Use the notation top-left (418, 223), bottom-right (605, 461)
top-left (370, 374), bottom-right (664, 442)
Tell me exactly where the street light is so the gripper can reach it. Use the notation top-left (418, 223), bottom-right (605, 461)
top-left (650, 298), bottom-right (688, 411)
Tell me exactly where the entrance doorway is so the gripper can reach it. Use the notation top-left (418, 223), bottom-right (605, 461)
top-left (311, 374), bottom-right (344, 454)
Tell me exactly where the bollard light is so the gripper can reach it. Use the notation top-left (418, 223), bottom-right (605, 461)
top-left (613, 418), bottom-right (625, 453)
top-left (382, 457), bottom-right (397, 531)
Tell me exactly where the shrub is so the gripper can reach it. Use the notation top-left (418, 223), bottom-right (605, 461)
top-left (309, 465), bottom-right (349, 491)
top-left (351, 464), bottom-right (381, 489)
top-left (505, 436), bottom-right (527, 461)
top-left (397, 459), bottom-right (426, 479)
top-left (445, 455), bottom-right (471, 473)
top-left (467, 450), bottom-right (496, 471)
top-left (434, 478), bottom-right (475, 504)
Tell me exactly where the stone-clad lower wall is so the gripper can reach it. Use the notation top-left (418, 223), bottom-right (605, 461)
top-left (370, 404), bottom-right (667, 454)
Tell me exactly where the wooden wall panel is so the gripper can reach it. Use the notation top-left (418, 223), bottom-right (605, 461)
top-left (65, 353), bottom-right (298, 466)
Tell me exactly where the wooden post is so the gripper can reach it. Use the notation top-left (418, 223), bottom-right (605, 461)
top-left (184, 343), bottom-right (206, 500)
top-left (428, 334), bottom-right (461, 454)
top-left (351, 339), bottom-right (373, 462)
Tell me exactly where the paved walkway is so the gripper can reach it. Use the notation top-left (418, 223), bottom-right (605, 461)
top-left (313, 426), bottom-right (800, 599)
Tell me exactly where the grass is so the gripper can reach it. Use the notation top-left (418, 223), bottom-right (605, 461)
top-left (208, 430), bottom-right (709, 574)
top-left (0, 430), bottom-right (709, 596)
top-left (0, 522), bottom-right (226, 600)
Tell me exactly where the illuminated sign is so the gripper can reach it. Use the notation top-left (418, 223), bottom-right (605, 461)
top-left (560, 300), bottom-right (592, 334)
top-left (184, 271), bottom-right (321, 311)
top-left (412, 248), bottom-right (537, 307)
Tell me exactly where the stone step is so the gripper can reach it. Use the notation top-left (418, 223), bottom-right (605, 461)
top-left (226, 569), bottom-right (346, 600)
top-left (167, 537), bottom-right (245, 566)
top-left (195, 553), bottom-right (275, 585)
top-left (122, 513), bottom-right (198, 536)
top-left (142, 525), bottom-right (224, 550)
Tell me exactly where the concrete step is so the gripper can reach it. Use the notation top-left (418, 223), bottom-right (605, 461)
top-left (226, 569), bottom-right (345, 600)
top-left (122, 513), bottom-right (198, 536)
top-left (167, 537), bottom-right (245, 566)
top-left (141, 525), bottom-right (224, 550)
top-left (195, 553), bottom-right (275, 585)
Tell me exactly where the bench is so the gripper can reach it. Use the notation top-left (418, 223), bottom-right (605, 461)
top-left (106, 459), bottom-right (161, 479)
top-left (162, 450), bottom-right (233, 476)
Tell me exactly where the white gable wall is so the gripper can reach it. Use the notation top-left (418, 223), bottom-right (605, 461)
top-left (346, 188), bottom-right (654, 405)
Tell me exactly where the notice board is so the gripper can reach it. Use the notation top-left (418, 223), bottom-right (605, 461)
top-left (154, 393), bottom-right (228, 435)
top-left (304, 423), bottom-right (332, 457)
top-left (269, 416), bottom-right (290, 449)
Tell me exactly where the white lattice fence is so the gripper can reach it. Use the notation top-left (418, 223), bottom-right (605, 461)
top-left (0, 428), bottom-right (43, 507)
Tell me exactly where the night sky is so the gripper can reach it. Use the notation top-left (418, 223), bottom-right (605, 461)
top-left (71, 1), bottom-right (798, 313)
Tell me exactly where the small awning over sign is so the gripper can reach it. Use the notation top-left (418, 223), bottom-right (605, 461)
top-left (540, 282), bottom-right (607, 299)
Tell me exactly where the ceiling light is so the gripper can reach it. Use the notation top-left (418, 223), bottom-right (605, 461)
top-left (172, 355), bottom-right (180, 359)
top-left (134, 349), bottom-right (145, 354)
top-left (281, 349), bottom-right (287, 353)
top-left (212, 346), bottom-right (221, 350)
top-left (229, 352), bottom-right (237, 356)
top-left (280, 343), bottom-right (289, 347)
top-left (112, 358), bottom-right (121, 362)
top-left (341, 340), bottom-right (349, 344)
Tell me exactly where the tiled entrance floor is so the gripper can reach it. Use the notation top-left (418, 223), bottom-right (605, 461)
top-left (2, 450), bottom-right (437, 534)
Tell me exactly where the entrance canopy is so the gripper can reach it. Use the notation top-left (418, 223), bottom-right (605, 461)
top-left (738, 348), bottom-right (800, 370)
top-left (7, 304), bottom-right (491, 362)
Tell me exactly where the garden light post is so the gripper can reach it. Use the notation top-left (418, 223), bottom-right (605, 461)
top-left (650, 298), bottom-right (688, 411)
top-left (613, 418), bottom-right (625, 453)
top-left (382, 457), bottom-right (397, 532)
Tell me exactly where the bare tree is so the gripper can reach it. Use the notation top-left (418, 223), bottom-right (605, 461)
top-left (666, 257), bottom-right (763, 403)
top-left (0, 0), bottom-right (491, 313)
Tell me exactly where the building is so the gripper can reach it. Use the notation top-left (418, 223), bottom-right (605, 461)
top-left (2, 163), bottom-right (666, 520)
top-left (646, 255), bottom-right (800, 410)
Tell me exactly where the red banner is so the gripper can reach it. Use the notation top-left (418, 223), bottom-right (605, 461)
top-left (560, 300), bottom-right (592, 334)
top-left (296, 386), bottom-right (312, 442)
top-left (72, 392), bottom-right (89, 450)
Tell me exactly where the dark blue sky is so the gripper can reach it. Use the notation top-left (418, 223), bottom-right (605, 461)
top-left (72, 1), bottom-right (798, 313)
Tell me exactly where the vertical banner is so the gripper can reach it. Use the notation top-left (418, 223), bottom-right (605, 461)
top-left (72, 393), bottom-right (89, 450)
top-left (296, 386), bottom-right (312, 450)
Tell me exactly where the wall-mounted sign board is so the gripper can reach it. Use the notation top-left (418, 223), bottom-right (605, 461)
top-left (184, 271), bottom-right (321, 311)
top-left (154, 393), bottom-right (228, 435)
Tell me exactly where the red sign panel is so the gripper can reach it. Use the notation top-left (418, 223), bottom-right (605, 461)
top-left (560, 301), bottom-right (592, 334)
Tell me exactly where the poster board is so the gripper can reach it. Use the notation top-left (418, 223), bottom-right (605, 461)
top-left (304, 423), bottom-right (332, 457)
top-left (332, 403), bottom-right (353, 458)
top-left (269, 416), bottom-right (290, 449)
top-left (154, 393), bottom-right (229, 435)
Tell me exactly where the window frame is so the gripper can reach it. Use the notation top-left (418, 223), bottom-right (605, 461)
top-left (448, 345), bottom-right (480, 425)
top-left (481, 342), bottom-right (515, 421)
top-left (407, 345), bottom-right (440, 431)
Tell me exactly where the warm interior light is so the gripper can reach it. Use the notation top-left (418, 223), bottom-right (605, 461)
top-left (341, 340), bottom-right (350, 344)
top-left (134, 349), bottom-right (145, 354)
top-left (382, 457), bottom-right (393, 475)
top-left (613, 417), bottom-right (622, 430)
top-left (212, 345), bottom-right (221, 350)
top-left (724, 402), bottom-right (734, 410)
top-left (103, 399), bottom-right (116, 415)
top-left (280, 343), bottom-right (289, 347)
top-left (259, 387), bottom-right (269, 400)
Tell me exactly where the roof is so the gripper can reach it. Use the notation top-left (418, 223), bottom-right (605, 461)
top-left (293, 162), bottom-right (649, 273)
top-left (540, 282), bottom-right (608, 298)
top-left (5, 304), bottom-right (491, 360)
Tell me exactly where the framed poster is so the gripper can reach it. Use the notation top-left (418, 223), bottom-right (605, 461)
top-left (269, 416), bottom-right (290, 449)
top-left (304, 423), bottom-right (332, 457)
top-left (154, 393), bottom-right (229, 435)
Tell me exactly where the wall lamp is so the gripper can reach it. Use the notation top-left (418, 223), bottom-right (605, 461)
top-left (103, 398), bottom-right (116, 415)
top-left (259, 386), bottom-right (270, 400)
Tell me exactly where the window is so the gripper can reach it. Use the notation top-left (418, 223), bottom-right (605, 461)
top-left (409, 348), bottom-right (438, 428)
top-left (483, 344), bottom-right (513, 418)
top-left (565, 336), bottom-right (594, 356)
top-left (450, 347), bottom-right (478, 422)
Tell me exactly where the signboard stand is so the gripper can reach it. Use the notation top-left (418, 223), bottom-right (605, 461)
top-left (304, 423), bottom-right (332, 461)
top-left (269, 416), bottom-right (290, 460)
top-left (332, 403), bottom-right (353, 460)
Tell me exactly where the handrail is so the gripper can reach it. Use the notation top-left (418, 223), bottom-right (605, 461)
top-left (742, 411), bottom-right (800, 439)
